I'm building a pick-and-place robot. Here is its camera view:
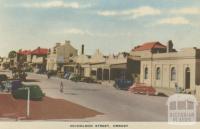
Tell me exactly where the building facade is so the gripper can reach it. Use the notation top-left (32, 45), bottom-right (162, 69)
top-left (140, 47), bottom-right (200, 92)
top-left (17, 50), bottom-right (32, 71)
top-left (130, 41), bottom-right (200, 92)
top-left (63, 47), bottom-right (129, 81)
top-left (46, 40), bottom-right (78, 71)
top-left (31, 47), bottom-right (48, 73)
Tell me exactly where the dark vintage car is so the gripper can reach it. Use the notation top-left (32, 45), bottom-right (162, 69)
top-left (81, 77), bottom-right (97, 83)
top-left (64, 72), bottom-right (72, 79)
top-left (12, 84), bottom-right (45, 101)
top-left (113, 79), bottom-right (134, 90)
top-left (70, 74), bottom-right (82, 82)
top-left (0, 74), bottom-right (8, 91)
top-left (0, 74), bottom-right (8, 82)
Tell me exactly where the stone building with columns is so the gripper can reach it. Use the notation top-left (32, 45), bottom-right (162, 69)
top-left (131, 41), bottom-right (200, 93)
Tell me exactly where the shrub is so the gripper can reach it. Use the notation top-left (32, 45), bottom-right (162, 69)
top-left (70, 75), bottom-right (81, 82)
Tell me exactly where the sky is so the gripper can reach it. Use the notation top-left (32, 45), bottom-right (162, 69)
top-left (0, 0), bottom-right (200, 57)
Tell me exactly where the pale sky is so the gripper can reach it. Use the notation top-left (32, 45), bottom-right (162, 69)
top-left (0, 0), bottom-right (200, 57)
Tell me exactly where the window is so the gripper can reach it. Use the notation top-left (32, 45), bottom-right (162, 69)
top-left (156, 67), bottom-right (161, 80)
top-left (171, 67), bottom-right (176, 81)
top-left (144, 67), bottom-right (148, 79)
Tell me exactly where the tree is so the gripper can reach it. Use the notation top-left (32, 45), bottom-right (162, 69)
top-left (8, 51), bottom-right (17, 58)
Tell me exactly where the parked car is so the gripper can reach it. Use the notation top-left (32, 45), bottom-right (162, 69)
top-left (0, 74), bottom-right (8, 82)
top-left (1, 81), bottom-right (12, 92)
top-left (68, 73), bottom-right (76, 80)
top-left (12, 84), bottom-right (45, 101)
top-left (81, 77), bottom-right (97, 83)
top-left (11, 80), bottom-right (22, 92)
top-left (64, 72), bottom-right (71, 79)
top-left (0, 74), bottom-right (8, 91)
top-left (128, 83), bottom-right (157, 96)
top-left (0, 83), bottom-right (5, 92)
top-left (70, 74), bottom-right (81, 82)
top-left (113, 79), bottom-right (133, 90)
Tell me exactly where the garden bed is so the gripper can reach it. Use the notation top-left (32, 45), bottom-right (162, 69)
top-left (0, 94), bottom-right (103, 120)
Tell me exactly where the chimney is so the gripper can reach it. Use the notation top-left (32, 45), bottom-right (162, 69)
top-left (65, 40), bottom-right (70, 44)
top-left (81, 44), bottom-right (84, 55)
top-left (48, 49), bottom-right (51, 54)
top-left (56, 43), bottom-right (61, 47)
top-left (167, 40), bottom-right (173, 53)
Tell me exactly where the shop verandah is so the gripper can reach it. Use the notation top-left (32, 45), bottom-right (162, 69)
top-left (90, 63), bottom-right (128, 81)
top-left (62, 63), bottom-right (129, 81)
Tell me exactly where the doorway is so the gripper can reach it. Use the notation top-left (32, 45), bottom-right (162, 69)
top-left (185, 67), bottom-right (190, 89)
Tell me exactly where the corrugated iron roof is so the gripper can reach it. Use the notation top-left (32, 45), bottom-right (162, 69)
top-left (132, 41), bottom-right (166, 51)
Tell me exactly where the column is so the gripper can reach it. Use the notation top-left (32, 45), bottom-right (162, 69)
top-left (102, 68), bottom-right (104, 81)
top-left (109, 68), bottom-right (111, 82)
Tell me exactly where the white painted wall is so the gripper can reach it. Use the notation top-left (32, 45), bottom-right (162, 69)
top-left (140, 48), bottom-right (198, 91)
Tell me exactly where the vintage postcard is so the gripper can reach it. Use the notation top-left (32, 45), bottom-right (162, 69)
top-left (0, 0), bottom-right (200, 129)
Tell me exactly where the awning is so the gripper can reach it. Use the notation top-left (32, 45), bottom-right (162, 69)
top-left (110, 63), bottom-right (127, 69)
top-left (63, 64), bottom-right (76, 67)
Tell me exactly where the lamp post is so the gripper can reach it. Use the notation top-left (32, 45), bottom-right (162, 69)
top-left (25, 87), bottom-right (30, 117)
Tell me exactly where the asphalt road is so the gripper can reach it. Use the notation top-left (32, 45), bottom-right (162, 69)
top-left (1, 71), bottom-right (200, 121)
top-left (26, 73), bottom-right (169, 122)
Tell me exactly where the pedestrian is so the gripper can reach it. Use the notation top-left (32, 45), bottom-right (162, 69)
top-left (60, 81), bottom-right (64, 93)
top-left (47, 71), bottom-right (50, 79)
top-left (175, 83), bottom-right (179, 93)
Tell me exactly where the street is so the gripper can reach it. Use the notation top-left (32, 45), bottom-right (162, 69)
top-left (2, 71), bottom-right (200, 121)
top-left (26, 72), bottom-right (168, 121)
